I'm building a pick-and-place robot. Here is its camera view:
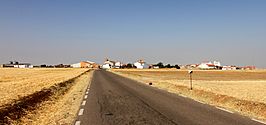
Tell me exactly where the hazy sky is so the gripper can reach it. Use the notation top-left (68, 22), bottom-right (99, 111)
top-left (0, 0), bottom-right (265, 67)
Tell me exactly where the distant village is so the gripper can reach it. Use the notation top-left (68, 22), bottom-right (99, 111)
top-left (0, 59), bottom-right (256, 70)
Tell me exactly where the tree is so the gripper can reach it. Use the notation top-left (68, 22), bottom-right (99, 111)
top-left (125, 63), bottom-right (135, 68)
top-left (165, 64), bottom-right (172, 68)
top-left (175, 64), bottom-right (180, 69)
top-left (156, 62), bottom-right (164, 68)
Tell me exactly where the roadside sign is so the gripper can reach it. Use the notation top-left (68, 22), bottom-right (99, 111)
top-left (188, 70), bottom-right (193, 90)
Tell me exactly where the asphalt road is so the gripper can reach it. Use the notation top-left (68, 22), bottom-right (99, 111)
top-left (74, 70), bottom-right (265, 125)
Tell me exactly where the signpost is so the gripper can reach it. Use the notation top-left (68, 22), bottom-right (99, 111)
top-left (188, 70), bottom-right (193, 90)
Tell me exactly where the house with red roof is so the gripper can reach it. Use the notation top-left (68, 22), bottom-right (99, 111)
top-left (198, 61), bottom-right (221, 69)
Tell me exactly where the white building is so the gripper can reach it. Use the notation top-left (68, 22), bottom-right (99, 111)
top-left (115, 62), bottom-right (122, 68)
top-left (198, 61), bottom-right (216, 69)
top-left (4, 61), bottom-right (33, 68)
top-left (14, 63), bottom-right (33, 68)
top-left (71, 61), bottom-right (98, 68)
top-left (102, 59), bottom-right (115, 69)
top-left (134, 60), bottom-right (149, 69)
top-left (213, 61), bottom-right (221, 67)
top-left (71, 63), bottom-right (81, 68)
top-left (222, 66), bottom-right (237, 70)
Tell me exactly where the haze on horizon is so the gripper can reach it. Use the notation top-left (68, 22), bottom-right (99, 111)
top-left (0, 0), bottom-right (265, 67)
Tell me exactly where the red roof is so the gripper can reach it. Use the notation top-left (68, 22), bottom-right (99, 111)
top-left (207, 64), bottom-right (215, 67)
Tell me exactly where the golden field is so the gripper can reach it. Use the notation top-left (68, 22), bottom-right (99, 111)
top-left (112, 69), bottom-right (266, 103)
top-left (19, 70), bottom-right (94, 125)
top-left (112, 69), bottom-right (266, 120)
top-left (0, 68), bottom-right (88, 107)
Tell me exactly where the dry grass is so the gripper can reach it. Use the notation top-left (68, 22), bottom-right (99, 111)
top-left (0, 68), bottom-right (88, 107)
top-left (18, 70), bottom-right (94, 125)
top-left (111, 69), bottom-right (266, 120)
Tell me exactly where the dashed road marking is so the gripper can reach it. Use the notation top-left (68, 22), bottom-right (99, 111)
top-left (75, 121), bottom-right (81, 125)
top-left (252, 118), bottom-right (266, 124)
top-left (216, 107), bottom-right (233, 114)
top-left (78, 109), bottom-right (84, 116)
top-left (82, 100), bottom-right (86, 106)
top-left (84, 95), bottom-right (88, 99)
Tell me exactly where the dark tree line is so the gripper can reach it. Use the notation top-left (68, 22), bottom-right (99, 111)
top-left (153, 62), bottom-right (180, 69)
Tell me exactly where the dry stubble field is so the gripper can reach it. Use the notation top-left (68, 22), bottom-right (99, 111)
top-left (112, 69), bottom-right (266, 121)
top-left (0, 68), bottom-right (92, 124)
top-left (0, 68), bottom-right (88, 106)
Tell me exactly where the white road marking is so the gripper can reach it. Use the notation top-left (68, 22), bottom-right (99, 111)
top-left (179, 95), bottom-right (187, 98)
top-left (84, 95), bottom-right (88, 99)
top-left (78, 109), bottom-right (84, 116)
top-left (196, 100), bottom-right (205, 104)
top-left (82, 100), bottom-right (86, 106)
top-left (252, 118), bottom-right (266, 124)
top-left (75, 121), bottom-right (81, 125)
top-left (216, 107), bottom-right (234, 114)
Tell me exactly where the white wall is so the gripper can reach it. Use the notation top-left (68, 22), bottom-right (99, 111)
top-left (102, 64), bottom-right (111, 69)
top-left (134, 62), bottom-right (149, 69)
top-left (198, 63), bottom-right (215, 69)
top-left (14, 65), bottom-right (33, 68)
top-left (71, 63), bottom-right (81, 68)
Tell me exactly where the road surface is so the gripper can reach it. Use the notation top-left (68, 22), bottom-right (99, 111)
top-left (74, 70), bottom-right (265, 125)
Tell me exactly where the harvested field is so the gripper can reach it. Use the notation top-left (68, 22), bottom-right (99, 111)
top-left (19, 70), bottom-right (94, 125)
top-left (0, 68), bottom-right (88, 107)
top-left (111, 69), bottom-right (266, 121)
top-left (0, 68), bottom-right (91, 124)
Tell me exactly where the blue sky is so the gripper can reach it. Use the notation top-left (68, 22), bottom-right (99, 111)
top-left (0, 0), bottom-right (266, 67)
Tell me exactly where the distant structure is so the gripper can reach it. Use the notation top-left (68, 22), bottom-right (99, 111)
top-left (184, 64), bottom-right (199, 69)
top-left (196, 61), bottom-right (222, 70)
top-left (134, 60), bottom-right (149, 69)
top-left (114, 61), bottom-right (123, 69)
top-left (71, 61), bottom-right (99, 68)
top-left (2, 61), bottom-right (33, 68)
top-left (213, 61), bottom-right (221, 67)
top-left (102, 59), bottom-right (116, 69)
top-left (198, 61), bottom-right (219, 69)
top-left (55, 64), bottom-right (71, 68)
top-left (184, 60), bottom-right (256, 70)
top-left (222, 66), bottom-right (237, 70)
top-left (241, 66), bottom-right (256, 70)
